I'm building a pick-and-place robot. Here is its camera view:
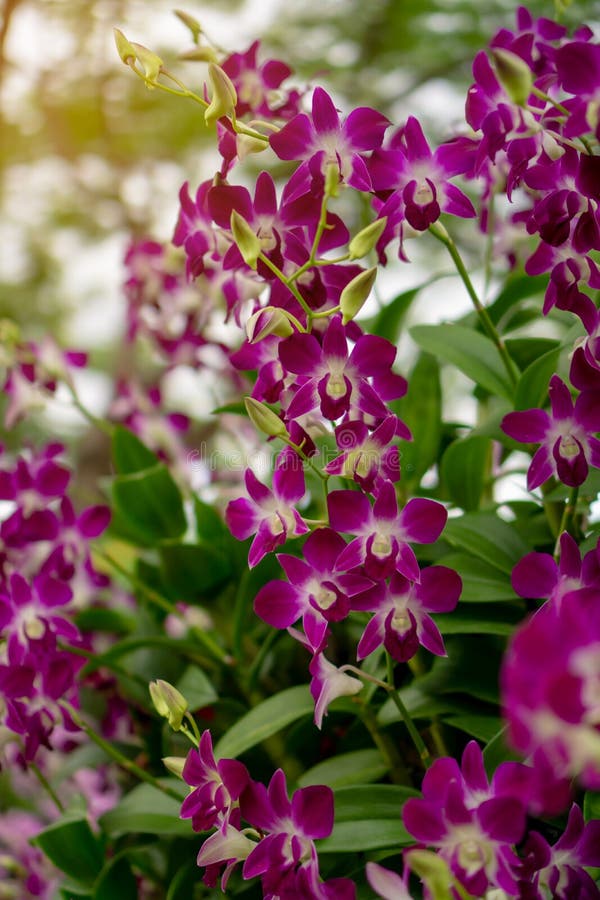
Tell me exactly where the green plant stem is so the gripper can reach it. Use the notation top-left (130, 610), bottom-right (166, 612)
top-left (530, 86), bottom-right (594, 155)
top-left (428, 222), bottom-right (518, 388)
top-left (30, 762), bottom-right (64, 814)
top-left (59, 641), bottom-right (148, 687)
top-left (67, 384), bottom-right (113, 437)
top-left (60, 703), bottom-right (183, 801)
top-left (554, 486), bottom-right (580, 560)
top-left (257, 253), bottom-right (314, 320)
top-left (95, 550), bottom-right (230, 665)
top-left (247, 628), bottom-right (282, 691)
top-left (386, 654), bottom-right (432, 770)
top-left (288, 192), bottom-right (331, 285)
top-left (354, 697), bottom-right (411, 785)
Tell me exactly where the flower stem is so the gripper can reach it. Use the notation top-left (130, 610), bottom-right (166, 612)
top-left (554, 486), bottom-right (580, 560)
top-left (30, 762), bottom-right (65, 814)
top-left (386, 654), bottom-right (432, 770)
top-left (257, 253), bottom-right (314, 320)
top-left (60, 702), bottom-right (184, 801)
top-left (354, 697), bottom-right (411, 785)
top-left (428, 222), bottom-right (518, 389)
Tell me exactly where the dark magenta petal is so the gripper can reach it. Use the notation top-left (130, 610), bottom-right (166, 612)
top-left (400, 498), bottom-right (447, 543)
top-left (273, 447), bottom-right (305, 503)
top-left (357, 613), bottom-right (385, 659)
top-left (575, 389), bottom-right (600, 431)
top-left (501, 408), bottom-right (550, 442)
top-left (548, 375), bottom-right (574, 420)
top-left (208, 184), bottom-right (253, 227)
top-left (395, 543), bottom-right (420, 583)
top-left (527, 445), bottom-right (553, 490)
top-left (269, 114), bottom-right (314, 160)
top-left (253, 171), bottom-right (278, 217)
top-left (245, 467), bottom-right (271, 505)
top-left (328, 490), bottom-right (371, 534)
top-left (322, 315), bottom-right (348, 363)
top-left (348, 334), bottom-right (396, 376)
top-left (553, 435), bottom-right (588, 486)
top-left (511, 552), bottom-right (558, 598)
top-left (286, 381), bottom-right (320, 419)
top-left (78, 505), bottom-right (111, 538)
top-left (312, 86), bottom-right (340, 134)
top-left (373, 480), bottom-right (398, 521)
top-left (418, 565), bottom-right (461, 612)
top-left (335, 537), bottom-right (366, 572)
top-left (461, 741), bottom-right (488, 793)
top-left (242, 833), bottom-right (277, 879)
top-left (279, 331), bottom-right (322, 375)
top-left (422, 756), bottom-right (461, 802)
top-left (254, 580), bottom-right (303, 628)
top-left (36, 461), bottom-right (70, 497)
top-left (262, 59), bottom-right (292, 89)
top-left (226, 497), bottom-right (259, 540)
top-left (418, 614), bottom-right (446, 657)
top-left (344, 106), bottom-right (389, 150)
top-left (558, 532), bottom-right (582, 578)
top-left (303, 527), bottom-right (346, 571)
top-left (292, 784), bottom-right (333, 838)
top-left (556, 41), bottom-right (600, 94)
top-left (403, 798), bottom-right (446, 842)
top-left (478, 797), bottom-right (526, 844)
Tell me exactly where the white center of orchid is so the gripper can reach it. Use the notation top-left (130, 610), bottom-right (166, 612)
top-left (314, 585), bottom-right (337, 610)
top-left (326, 373), bottom-right (348, 398)
top-left (371, 532), bottom-right (391, 558)
top-left (457, 838), bottom-right (492, 876)
top-left (558, 433), bottom-right (579, 459)
top-left (414, 181), bottom-right (434, 206)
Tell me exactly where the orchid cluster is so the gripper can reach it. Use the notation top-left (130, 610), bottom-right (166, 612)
top-left (1, 2), bottom-right (600, 899)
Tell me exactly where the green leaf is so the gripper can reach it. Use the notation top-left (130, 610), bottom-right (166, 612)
top-left (112, 465), bottom-right (187, 544)
top-left (112, 426), bottom-right (158, 474)
top-left (443, 513), bottom-right (530, 575)
top-left (435, 552), bottom-right (517, 602)
top-left (318, 819), bottom-right (412, 853)
top-left (410, 323), bottom-right (516, 400)
top-left (505, 337), bottom-right (559, 373)
top-left (483, 725), bottom-right (521, 776)
top-left (99, 782), bottom-right (187, 837)
top-left (159, 541), bottom-right (232, 598)
top-left (444, 713), bottom-right (503, 742)
top-left (435, 602), bottom-right (522, 636)
top-left (370, 286), bottom-right (420, 342)
top-left (76, 606), bottom-right (137, 635)
top-left (93, 855), bottom-right (138, 900)
top-left (487, 273), bottom-right (548, 325)
top-left (175, 666), bottom-right (217, 710)
top-left (193, 496), bottom-right (229, 543)
top-left (584, 791), bottom-right (600, 823)
top-left (393, 352), bottom-right (441, 487)
top-left (514, 346), bottom-right (561, 411)
top-left (33, 815), bottom-right (104, 886)
top-left (318, 785), bottom-right (416, 852)
top-left (416, 635), bottom-right (504, 705)
top-left (214, 685), bottom-right (314, 759)
top-left (166, 862), bottom-right (200, 900)
top-left (441, 435), bottom-right (491, 511)
top-left (378, 684), bottom-right (453, 726)
top-left (297, 749), bottom-right (388, 789)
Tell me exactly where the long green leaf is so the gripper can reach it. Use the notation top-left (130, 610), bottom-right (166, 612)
top-left (214, 685), bottom-right (314, 759)
top-left (99, 783), bottom-right (187, 837)
top-left (297, 749), bottom-right (388, 789)
top-left (443, 513), bottom-right (530, 575)
top-left (410, 323), bottom-right (516, 400)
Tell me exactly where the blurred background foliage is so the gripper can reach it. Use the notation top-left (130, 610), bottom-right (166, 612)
top-left (0, 0), bottom-right (597, 343)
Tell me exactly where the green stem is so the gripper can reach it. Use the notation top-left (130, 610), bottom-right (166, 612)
top-left (247, 628), bottom-right (282, 691)
top-left (67, 384), bottom-right (113, 437)
top-left (95, 550), bottom-right (230, 665)
top-left (59, 641), bottom-right (149, 687)
top-left (386, 654), bottom-right (432, 770)
top-left (30, 763), bottom-right (64, 813)
top-left (530, 86), bottom-right (594, 155)
top-left (311, 305), bottom-right (341, 320)
top-left (288, 192), bottom-right (331, 285)
top-left (553, 486), bottom-right (579, 560)
top-left (257, 253), bottom-right (314, 320)
top-left (428, 222), bottom-right (518, 388)
top-left (354, 697), bottom-right (411, 785)
top-left (60, 703), bottom-right (184, 801)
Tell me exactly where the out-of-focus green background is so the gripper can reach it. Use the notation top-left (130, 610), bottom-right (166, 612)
top-left (0, 0), bottom-right (597, 342)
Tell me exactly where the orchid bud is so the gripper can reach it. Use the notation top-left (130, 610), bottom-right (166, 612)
top-left (174, 10), bottom-right (202, 44)
top-left (230, 210), bottom-right (261, 269)
top-left (348, 217), bottom-right (387, 260)
top-left (179, 46), bottom-right (218, 63)
top-left (490, 48), bottom-right (533, 107)
top-left (113, 28), bottom-right (136, 65)
top-left (405, 850), bottom-right (453, 900)
top-left (149, 680), bottom-right (188, 730)
top-left (340, 267), bottom-right (377, 325)
top-left (162, 756), bottom-right (186, 779)
top-left (325, 162), bottom-right (340, 198)
top-left (246, 308), bottom-right (294, 342)
top-left (130, 42), bottom-right (164, 87)
top-left (237, 132), bottom-right (269, 160)
top-left (245, 397), bottom-right (288, 439)
top-left (205, 63), bottom-right (237, 126)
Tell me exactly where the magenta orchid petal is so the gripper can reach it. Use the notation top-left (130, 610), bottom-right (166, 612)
top-left (400, 497), bottom-right (448, 543)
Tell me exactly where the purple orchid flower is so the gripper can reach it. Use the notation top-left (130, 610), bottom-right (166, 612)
top-left (180, 731), bottom-right (249, 832)
top-left (279, 314), bottom-right (407, 424)
top-left (254, 528), bottom-right (373, 652)
top-left (519, 803), bottom-right (600, 899)
top-left (0, 572), bottom-right (77, 658)
top-left (501, 374), bottom-right (600, 489)
top-left (328, 480), bottom-right (447, 581)
top-left (352, 564), bottom-right (461, 663)
top-left (240, 769), bottom-right (333, 883)
top-left (225, 447), bottom-right (308, 567)
top-left (269, 86), bottom-right (389, 199)
top-left (324, 416), bottom-right (404, 493)
top-left (403, 741), bottom-right (529, 897)
top-left (511, 531), bottom-right (600, 605)
top-left (221, 40), bottom-right (301, 121)
top-left (502, 587), bottom-right (600, 793)
top-left (309, 651), bottom-right (364, 729)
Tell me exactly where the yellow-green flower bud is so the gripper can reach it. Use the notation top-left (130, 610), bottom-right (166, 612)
top-left (230, 210), bottom-right (261, 269)
top-left (130, 42), bottom-right (164, 87)
top-left (237, 133), bottom-right (269, 160)
top-left (244, 397), bottom-right (288, 439)
top-left (113, 28), bottom-right (136, 66)
top-left (174, 10), bottom-right (202, 44)
top-left (405, 850), bottom-right (453, 900)
top-left (205, 63), bottom-right (238, 126)
top-left (348, 217), bottom-right (387, 260)
top-left (490, 48), bottom-right (533, 107)
top-left (179, 46), bottom-right (219, 63)
top-left (246, 308), bottom-right (294, 342)
top-left (149, 680), bottom-right (188, 731)
top-left (325, 162), bottom-right (340, 198)
top-left (162, 756), bottom-right (186, 779)
top-left (340, 267), bottom-right (377, 325)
